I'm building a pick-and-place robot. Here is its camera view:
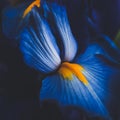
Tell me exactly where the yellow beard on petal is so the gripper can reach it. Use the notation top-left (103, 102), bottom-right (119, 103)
top-left (58, 62), bottom-right (89, 85)
top-left (23, 0), bottom-right (41, 18)
top-left (59, 67), bottom-right (73, 80)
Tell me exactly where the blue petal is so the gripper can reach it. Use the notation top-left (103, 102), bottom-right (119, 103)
top-left (40, 73), bottom-right (109, 117)
top-left (77, 44), bottom-right (115, 98)
top-left (47, 3), bottom-right (78, 61)
top-left (20, 8), bottom-right (61, 73)
top-left (40, 43), bottom-right (120, 118)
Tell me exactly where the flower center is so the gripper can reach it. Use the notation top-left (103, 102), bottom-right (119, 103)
top-left (58, 62), bottom-right (89, 85)
top-left (23, 0), bottom-right (41, 18)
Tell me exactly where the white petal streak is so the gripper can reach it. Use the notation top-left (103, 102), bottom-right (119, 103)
top-left (20, 9), bottom-right (61, 73)
top-left (51, 4), bottom-right (77, 61)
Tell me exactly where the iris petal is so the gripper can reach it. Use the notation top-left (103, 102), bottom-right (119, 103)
top-left (40, 43), bottom-right (118, 118)
top-left (50, 4), bottom-right (78, 61)
top-left (40, 72), bottom-right (109, 117)
top-left (20, 9), bottom-right (61, 73)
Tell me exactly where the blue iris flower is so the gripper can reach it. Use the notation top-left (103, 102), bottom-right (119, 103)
top-left (19, 2), bottom-right (120, 119)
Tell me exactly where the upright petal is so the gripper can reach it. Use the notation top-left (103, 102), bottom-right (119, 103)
top-left (45, 3), bottom-right (78, 61)
top-left (20, 8), bottom-right (61, 73)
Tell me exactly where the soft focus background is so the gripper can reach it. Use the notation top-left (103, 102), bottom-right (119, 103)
top-left (0, 0), bottom-right (120, 120)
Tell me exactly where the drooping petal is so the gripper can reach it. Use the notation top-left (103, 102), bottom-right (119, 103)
top-left (39, 44), bottom-right (119, 118)
top-left (20, 8), bottom-right (61, 73)
top-left (40, 72), bottom-right (109, 117)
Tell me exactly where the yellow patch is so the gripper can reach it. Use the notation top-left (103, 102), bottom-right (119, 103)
top-left (59, 67), bottom-right (73, 80)
top-left (58, 62), bottom-right (89, 85)
top-left (23, 0), bottom-right (41, 18)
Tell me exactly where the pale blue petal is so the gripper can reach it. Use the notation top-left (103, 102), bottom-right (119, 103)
top-left (20, 8), bottom-right (61, 73)
top-left (49, 4), bottom-right (78, 61)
